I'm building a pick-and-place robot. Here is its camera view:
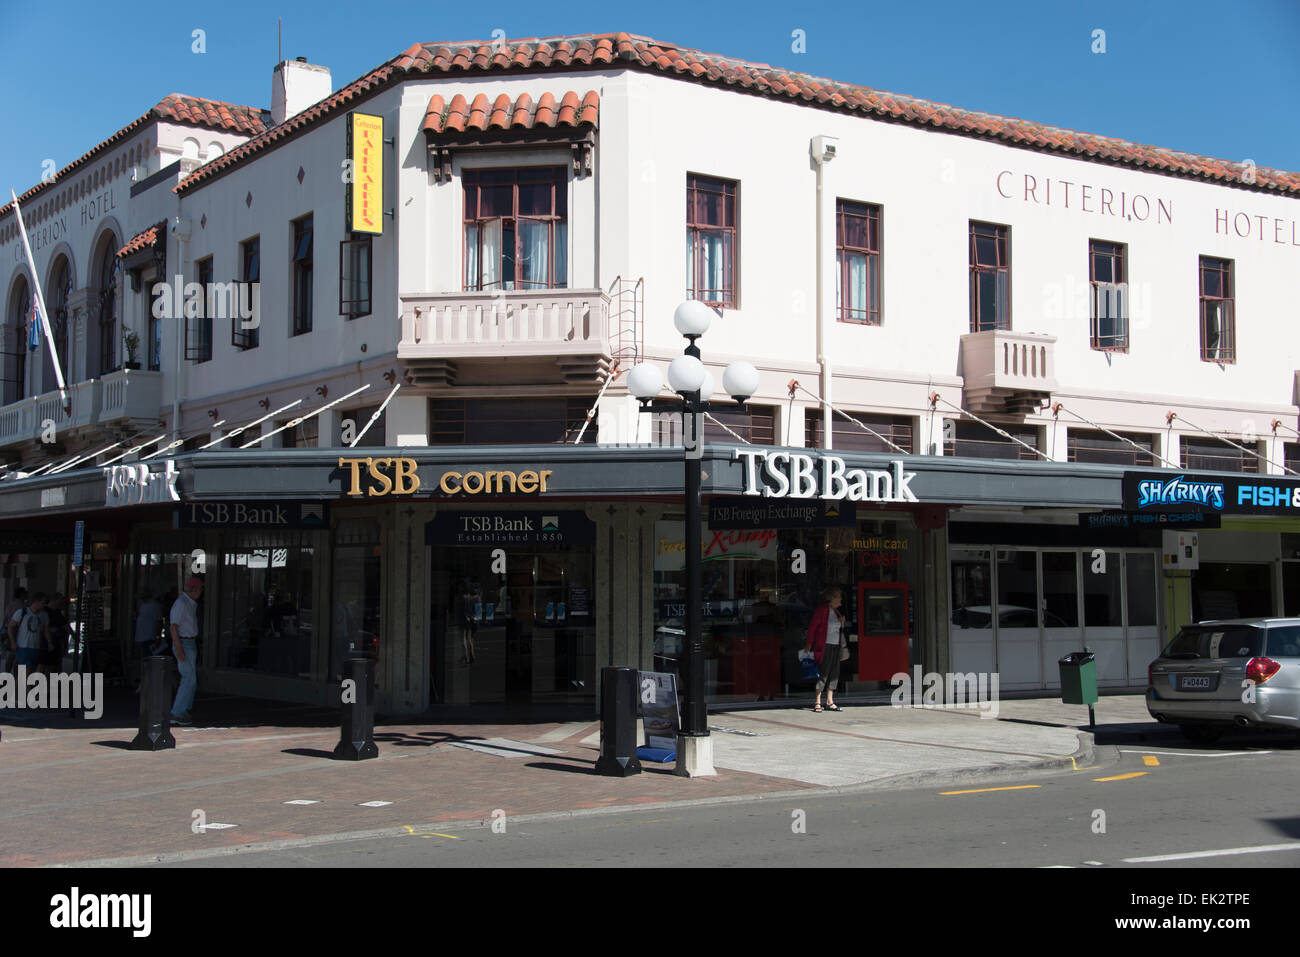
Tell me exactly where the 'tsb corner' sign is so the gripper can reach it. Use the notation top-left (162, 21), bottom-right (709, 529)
top-left (733, 449), bottom-right (919, 503)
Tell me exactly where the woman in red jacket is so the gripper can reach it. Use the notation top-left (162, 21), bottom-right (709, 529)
top-left (804, 586), bottom-right (846, 712)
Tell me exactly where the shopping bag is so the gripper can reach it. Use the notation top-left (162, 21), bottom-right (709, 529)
top-left (800, 655), bottom-right (820, 680)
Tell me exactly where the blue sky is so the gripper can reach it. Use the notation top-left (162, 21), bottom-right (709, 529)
top-left (2, 0), bottom-right (1298, 195)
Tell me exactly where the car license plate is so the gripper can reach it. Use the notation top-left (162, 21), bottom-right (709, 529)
top-left (1179, 675), bottom-right (1213, 691)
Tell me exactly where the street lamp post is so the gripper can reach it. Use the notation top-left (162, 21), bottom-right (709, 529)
top-left (629, 301), bottom-right (759, 778)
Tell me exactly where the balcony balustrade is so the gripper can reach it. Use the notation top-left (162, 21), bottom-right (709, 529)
top-left (959, 329), bottom-right (1057, 415)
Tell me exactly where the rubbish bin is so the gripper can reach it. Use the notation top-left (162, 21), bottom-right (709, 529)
top-left (1059, 651), bottom-right (1098, 706)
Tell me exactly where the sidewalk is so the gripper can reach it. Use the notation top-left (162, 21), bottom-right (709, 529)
top-left (0, 691), bottom-right (1163, 867)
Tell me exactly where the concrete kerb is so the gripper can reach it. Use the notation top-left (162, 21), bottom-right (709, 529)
top-left (59, 731), bottom-right (1102, 868)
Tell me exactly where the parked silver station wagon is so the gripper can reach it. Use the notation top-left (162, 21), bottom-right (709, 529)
top-left (1147, 618), bottom-right (1300, 745)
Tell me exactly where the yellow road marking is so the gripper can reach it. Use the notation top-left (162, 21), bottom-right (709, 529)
top-left (1069, 756), bottom-right (1101, 771)
top-left (1093, 771), bottom-right (1148, 782)
top-left (404, 824), bottom-right (460, 840)
top-left (1143, 755), bottom-right (1160, 767)
top-left (940, 785), bottom-right (1042, 795)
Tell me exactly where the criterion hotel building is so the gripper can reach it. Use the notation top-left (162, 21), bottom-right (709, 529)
top-left (1, 33), bottom-right (1298, 714)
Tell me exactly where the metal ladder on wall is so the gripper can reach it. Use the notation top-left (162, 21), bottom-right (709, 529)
top-left (572, 277), bottom-right (644, 444)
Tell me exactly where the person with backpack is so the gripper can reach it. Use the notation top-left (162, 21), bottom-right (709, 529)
top-left (7, 592), bottom-right (51, 673)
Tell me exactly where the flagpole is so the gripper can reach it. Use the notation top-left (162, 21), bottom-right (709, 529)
top-left (10, 190), bottom-right (71, 415)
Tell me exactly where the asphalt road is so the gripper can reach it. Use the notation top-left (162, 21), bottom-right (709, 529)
top-left (162, 732), bottom-right (1300, 869)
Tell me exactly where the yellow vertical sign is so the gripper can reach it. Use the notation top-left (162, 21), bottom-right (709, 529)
top-left (348, 112), bottom-right (383, 234)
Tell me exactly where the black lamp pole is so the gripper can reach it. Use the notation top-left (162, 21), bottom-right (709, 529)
top-left (680, 336), bottom-right (706, 737)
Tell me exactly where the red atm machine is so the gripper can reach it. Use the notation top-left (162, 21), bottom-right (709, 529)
top-left (856, 582), bottom-right (910, 680)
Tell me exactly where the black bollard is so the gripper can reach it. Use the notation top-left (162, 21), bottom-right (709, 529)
top-left (594, 666), bottom-right (642, 777)
top-left (129, 656), bottom-right (176, 751)
top-left (334, 657), bottom-right (378, 760)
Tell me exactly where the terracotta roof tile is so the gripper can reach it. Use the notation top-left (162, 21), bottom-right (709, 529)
top-left (1, 94), bottom-right (266, 221)
top-left (117, 220), bottom-right (166, 258)
top-left (173, 32), bottom-right (1300, 197)
top-left (420, 89), bottom-right (599, 136)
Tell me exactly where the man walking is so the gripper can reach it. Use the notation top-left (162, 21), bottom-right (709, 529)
top-left (7, 591), bottom-right (51, 674)
top-left (170, 578), bottom-right (204, 726)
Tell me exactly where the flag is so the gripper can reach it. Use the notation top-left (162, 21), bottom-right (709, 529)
top-left (27, 298), bottom-right (39, 351)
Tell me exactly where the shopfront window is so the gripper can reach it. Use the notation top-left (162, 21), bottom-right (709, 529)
top-left (216, 535), bottom-right (316, 677)
top-left (652, 513), bottom-right (920, 701)
top-left (331, 519), bottom-right (381, 681)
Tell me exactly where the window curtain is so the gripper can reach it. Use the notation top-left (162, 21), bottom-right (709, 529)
top-left (469, 220), bottom-right (502, 290)
top-left (694, 231), bottom-right (728, 300)
top-left (518, 219), bottom-right (549, 287)
top-left (847, 251), bottom-right (867, 318)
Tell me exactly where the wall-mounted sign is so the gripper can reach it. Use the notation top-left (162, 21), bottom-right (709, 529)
top-left (654, 521), bottom-right (779, 571)
top-left (105, 461), bottom-right (179, 507)
top-left (347, 112), bottom-right (384, 235)
top-left (708, 496), bottom-right (855, 529)
top-left (1080, 509), bottom-right (1220, 530)
top-left (1123, 471), bottom-right (1300, 516)
top-left (338, 457), bottom-right (420, 496)
top-left (40, 487), bottom-right (66, 509)
top-left (734, 450), bottom-right (919, 503)
top-left (425, 510), bottom-right (595, 547)
top-left (337, 457), bottom-right (553, 498)
top-left (177, 500), bottom-right (329, 529)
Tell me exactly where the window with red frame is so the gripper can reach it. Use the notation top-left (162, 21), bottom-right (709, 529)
top-left (837, 200), bottom-right (881, 324)
top-left (463, 167), bottom-right (567, 290)
top-left (686, 174), bottom-right (737, 307)
top-left (1089, 239), bottom-right (1127, 351)
top-left (1199, 256), bottom-right (1234, 363)
top-left (969, 221), bottom-right (1010, 331)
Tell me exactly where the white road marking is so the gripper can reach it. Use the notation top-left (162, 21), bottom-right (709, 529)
top-left (197, 823), bottom-right (238, 830)
top-left (1118, 749), bottom-right (1273, 758)
top-left (283, 800), bottom-right (320, 805)
top-left (358, 801), bottom-right (393, 807)
top-left (1082, 861), bottom-right (1105, 866)
top-left (1123, 841), bottom-right (1300, 863)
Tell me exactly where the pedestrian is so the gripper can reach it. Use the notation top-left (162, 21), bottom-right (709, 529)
top-left (169, 577), bottom-right (204, 726)
top-left (133, 588), bottom-right (164, 692)
top-left (458, 581), bottom-right (477, 664)
top-left (803, 586), bottom-right (848, 713)
top-left (1, 587), bottom-right (26, 674)
top-left (44, 594), bottom-right (71, 673)
top-left (7, 591), bottom-right (51, 675)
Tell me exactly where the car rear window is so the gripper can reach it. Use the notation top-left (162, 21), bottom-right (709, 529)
top-left (1265, 625), bottom-right (1300, 658)
top-left (1164, 626), bottom-right (1263, 659)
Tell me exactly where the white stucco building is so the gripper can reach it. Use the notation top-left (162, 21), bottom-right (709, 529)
top-left (2, 32), bottom-right (1298, 711)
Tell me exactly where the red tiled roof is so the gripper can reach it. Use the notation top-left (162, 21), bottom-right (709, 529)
top-left (177, 32), bottom-right (1300, 196)
top-left (117, 221), bottom-right (166, 258)
top-left (422, 90), bottom-right (598, 134)
top-left (0, 95), bottom-right (267, 221)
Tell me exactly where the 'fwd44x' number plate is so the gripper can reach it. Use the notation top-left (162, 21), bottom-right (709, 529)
top-left (1179, 675), bottom-right (1214, 691)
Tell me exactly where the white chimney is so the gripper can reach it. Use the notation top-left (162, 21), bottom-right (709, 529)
top-left (272, 57), bottom-right (332, 126)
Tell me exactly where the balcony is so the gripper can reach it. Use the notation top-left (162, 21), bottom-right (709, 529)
top-left (959, 330), bottom-right (1057, 415)
top-left (399, 289), bottom-right (612, 388)
top-left (0, 370), bottom-right (162, 453)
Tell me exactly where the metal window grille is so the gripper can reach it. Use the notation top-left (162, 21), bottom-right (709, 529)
top-left (945, 419), bottom-right (1038, 460)
top-left (1067, 428), bottom-right (1154, 466)
top-left (805, 411), bottom-right (912, 453)
top-left (1180, 436), bottom-right (1258, 473)
top-left (429, 397), bottom-right (596, 445)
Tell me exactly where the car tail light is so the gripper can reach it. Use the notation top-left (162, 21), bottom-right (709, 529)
top-left (1245, 657), bottom-right (1281, 684)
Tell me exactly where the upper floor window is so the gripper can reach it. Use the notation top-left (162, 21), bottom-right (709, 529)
top-left (48, 257), bottom-right (73, 387)
top-left (806, 411), bottom-right (913, 454)
top-left (340, 236), bottom-right (372, 318)
top-left (969, 222), bottom-right (1009, 331)
top-left (945, 419), bottom-right (1039, 460)
top-left (1199, 256), bottom-right (1234, 363)
top-left (186, 257), bottom-right (213, 362)
top-left (1068, 428), bottom-right (1154, 467)
top-left (1089, 240), bottom-right (1127, 351)
top-left (96, 236), bottom-right (120, 375)
top-left (234, 236), bottom-right (259, 349)
top-left (292, 215), bottom-right (313, 336)
top-left (430, 396), bottom-right (594, 445)
top-left (463, 167), bottom-right (567, 291)
top-left (1180, 435), bottom-right (1257, 473)
top-left (686, 174), bottom-right (737, 307)
top-left (5, 276), bottom-right (30, 404)
top-left (837, 200), bottom-right (881, 324)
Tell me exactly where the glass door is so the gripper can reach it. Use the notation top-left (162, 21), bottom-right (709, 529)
top-left (996, 549), bottom-right (1041, 688)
